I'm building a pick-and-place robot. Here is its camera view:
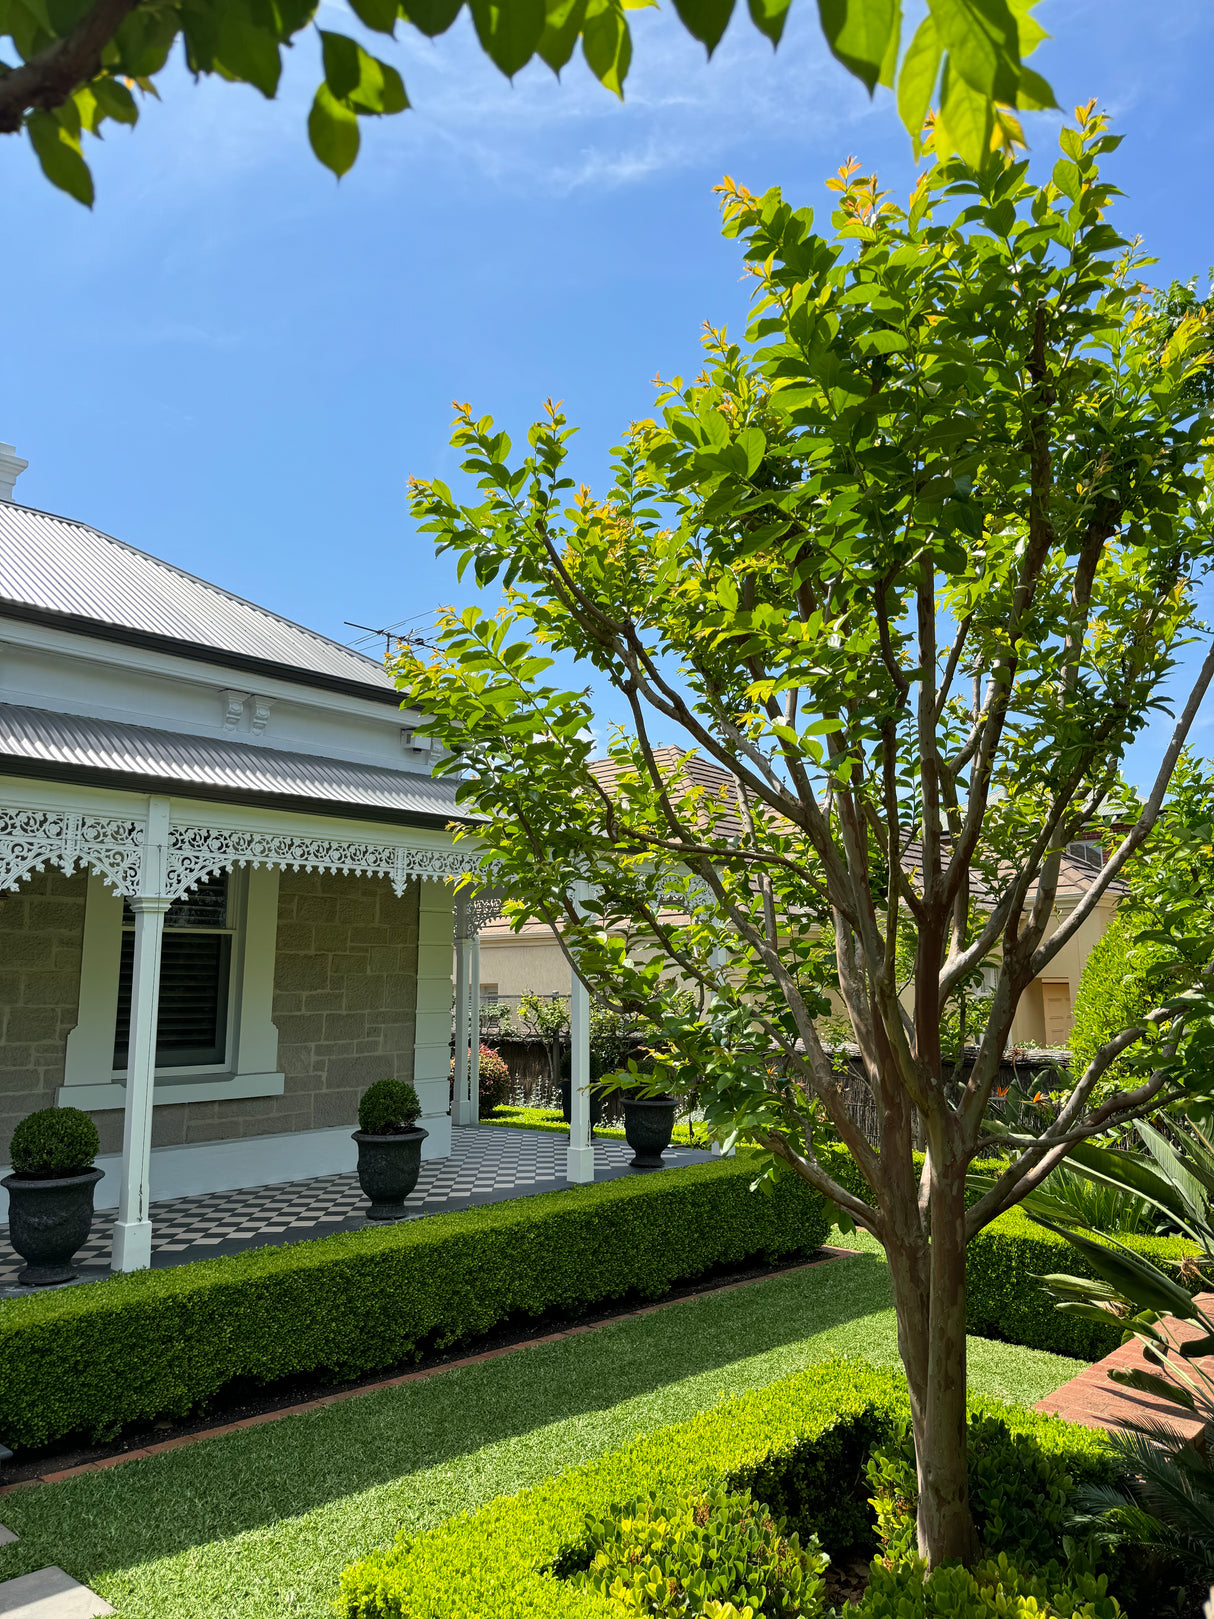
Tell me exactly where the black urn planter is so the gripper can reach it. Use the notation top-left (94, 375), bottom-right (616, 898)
top-left (353, 1126), bottom-right (428, 1220)
top-left (621, 1096), bottom-right (677, 1168)
top-left (559, 1080), bottom-right (606, 1131)
top-left (1, 1167), bottom-right (103, 1286)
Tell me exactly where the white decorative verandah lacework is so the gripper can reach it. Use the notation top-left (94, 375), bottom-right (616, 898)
top-left (0, 808), bottom-right (145, 896)
top-left (0, 807), bottom-right (481, 899)
top-left (164, 824), bottom-right (480, 901)
top-left (454, 885), bottom-right (507, 939)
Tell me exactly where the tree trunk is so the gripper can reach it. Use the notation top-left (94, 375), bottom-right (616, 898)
top-left (885, 1166), bottom-right (977, 1568)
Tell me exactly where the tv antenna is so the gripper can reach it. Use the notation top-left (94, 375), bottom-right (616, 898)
top-left (344, 621), bottom-right (429, 660)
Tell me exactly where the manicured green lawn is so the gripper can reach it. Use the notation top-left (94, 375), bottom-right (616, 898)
top-left (0, 1233), bottom-right (1083, 1619)
top-left (485, 1103), bottom-right (706, 1146)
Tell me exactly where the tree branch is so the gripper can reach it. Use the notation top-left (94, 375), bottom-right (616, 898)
top-left (0, 0), bottom-right (142, 133)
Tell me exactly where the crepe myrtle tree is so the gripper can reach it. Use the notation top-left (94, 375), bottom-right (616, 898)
top-left (400, 106), bottom-right (1214, 1566)
top-left (0, 0), bottom-right (1056, 203)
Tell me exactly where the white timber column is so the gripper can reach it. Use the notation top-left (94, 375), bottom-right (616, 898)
top-left (452, 914), bottom-right (472, 1127)
top-left (566, 880), bottom-right (594, 1185)
top-left (414, 880), bottom-right (456, 1158)
top-left (708, 940), bottom-right (735, 1157)
top-left (111, 796), bottom-right (170, 1272)
top-left (468, 932), bottom-right (481, 1126)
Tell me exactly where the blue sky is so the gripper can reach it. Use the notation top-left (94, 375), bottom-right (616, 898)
top-left (2, 0), bottom-right (1212, 779)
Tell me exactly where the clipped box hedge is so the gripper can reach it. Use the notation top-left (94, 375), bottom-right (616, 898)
top-left (820, 1143), bottom-right (1198, 1360)
top-left (337, 1357), bottom-right (1115, 1619)
top-left (0, 1154), bottom-right (828, 1452)
top-left (965, 1206), bottom-right (1198, 1359)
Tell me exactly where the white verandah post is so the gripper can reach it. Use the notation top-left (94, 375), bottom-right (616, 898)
top-left (566, 880), bottom-right (594, 1185)
top-left (708, 940), bottom-right (735, 1157)
top-left (468, 932), bottom-right (481, 1126)
top-left (111, 796), bottom-right (170, 1272)
top-left (452, 913), bottom-right (472, 1127)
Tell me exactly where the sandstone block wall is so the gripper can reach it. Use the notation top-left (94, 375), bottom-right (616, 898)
top-left (0, 867), bottom-right (88, 1162)
top-left (0, 867), bottom-right (422, 1160)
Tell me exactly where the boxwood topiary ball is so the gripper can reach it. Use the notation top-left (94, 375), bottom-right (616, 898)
top-left (359, 1079), bottom-right (422, 1135)
top-left (9, 1106), bottom-right (100, 1179)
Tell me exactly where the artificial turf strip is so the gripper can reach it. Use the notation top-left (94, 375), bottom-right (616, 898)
top-left (483, 1106), bottom-right (704, 1146)
top-left (0, 1237), bottom-right (1083, 1619)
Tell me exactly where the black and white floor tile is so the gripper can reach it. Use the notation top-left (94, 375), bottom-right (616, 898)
top-left (0, 1126), bottom-right (711, 1294)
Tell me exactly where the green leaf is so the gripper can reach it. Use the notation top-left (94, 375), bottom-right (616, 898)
top-left (112, 4), bottom-right (179, 74)
top-left (739, 424), bottom-right (766, 475)
top-left (400, 0), bottom-right (463, 32)
top-left (746, 0), bottom-right (790, 47)
top-left (321, 31), bottom-right (408, 112)
top-left (936, 55), bottom-right (991, 167)
top-left (1052, 158), bottom-right (1080, 202)
top-left (816, 0), bottom-right (898, 95)
top-left (928, 0), bottom-right (1019, 102)
top-left (469, 0), bottom-right (547, 76)
top-left (1014, 63), bottom-right (1054, 110)
top-left (26, 110), bottom-right (94, 207)
top-left (1107, 1366), bottom-right (1195, 1410)
top-left (213, 3), bottom-right (283, 97)
top-left (346, 0), bottom-right (401, 32)
top-left (670, 0), bottom-right (735, 56)
top-left (90, 76), bottom-right (139, 125)
top-left (308, 82), bottom-right (360, 176)
top-left (896, 14), bottom-right (941, 150)
top-left (537, 0), bottom-right (589, 73)
top-left (581, 0), bottom-right (631, 94)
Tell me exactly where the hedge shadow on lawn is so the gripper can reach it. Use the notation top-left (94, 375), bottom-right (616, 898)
top-left (0, 1254), bottom-right (894, 1578)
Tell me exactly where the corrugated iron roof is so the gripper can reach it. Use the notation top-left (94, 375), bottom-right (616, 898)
top-left (0, 502), bottom-right (397, 697)
top-left (0, 704), bottom-right (475, 826)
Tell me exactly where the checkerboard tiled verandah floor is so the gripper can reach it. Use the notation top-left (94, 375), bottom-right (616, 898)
top-left (0, 1126), bottom-right (713, 1293)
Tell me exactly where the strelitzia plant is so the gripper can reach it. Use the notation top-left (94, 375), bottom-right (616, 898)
top-left (1005, 1115), bottom-right (1214, 1593)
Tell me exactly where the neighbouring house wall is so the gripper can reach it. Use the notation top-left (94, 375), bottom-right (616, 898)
top-left (0, 867), bottom-right (87, 1163)
top-left (482, 895), bottom-right (1120, 1053)
top-left (476, 929), bottom-right (572, 1000)
top-left (1, 868), bottom-right (422, 1162)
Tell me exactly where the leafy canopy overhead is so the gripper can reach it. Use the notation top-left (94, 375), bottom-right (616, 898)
top-left (399, 108), bottom-right (1214, 1561)
top-left (1, 0), bottom-right (1055, 204)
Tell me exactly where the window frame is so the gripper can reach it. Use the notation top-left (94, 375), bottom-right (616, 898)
top-left (61, 863), bottom-right (285, 1108)
top-left (111, 871), bottom-right (240, 1076)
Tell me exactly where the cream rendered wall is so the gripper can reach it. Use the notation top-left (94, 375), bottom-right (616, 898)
top-left (477, 929), bottom-right (572, 999)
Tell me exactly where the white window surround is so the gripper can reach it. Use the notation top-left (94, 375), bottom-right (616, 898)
top-left (61, 865), bottom-right (284, 1109)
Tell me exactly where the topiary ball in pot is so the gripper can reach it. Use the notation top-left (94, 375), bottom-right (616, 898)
top-left (3, 1106), bottom-right (103, 1286)
top-left (353, 1080), bottom-right (427, 1220)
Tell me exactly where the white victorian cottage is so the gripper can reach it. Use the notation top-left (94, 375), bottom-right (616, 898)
top-left (0, 446), bottom-right (487, 1271)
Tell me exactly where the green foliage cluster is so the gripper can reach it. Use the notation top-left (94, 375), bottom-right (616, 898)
top-left (1040, 1162), bottom-right (1154, 1238)
top-left (0, 1154), bottom-right (828, 1451)
top-left (7, 1107), bottom-right (99, 1179)
top-left (1068, 914), bottom-right (1170, 1086)
top-left (477, 1045), bottom-right (511, 1112)
top-left (0, 0), bottom-right (1055, 204)
top-left (847, 1554), bottom-right (1124, 1618)
top-left (567, 1485), bottom-right (828, 1616)
top-left (336, 1359), bottom-right (1115, 1618)
top-left (867, 1414), bottom-right (1079, 1568)
top-left (358, 1080), bottom-right (421, 1134)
